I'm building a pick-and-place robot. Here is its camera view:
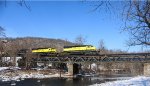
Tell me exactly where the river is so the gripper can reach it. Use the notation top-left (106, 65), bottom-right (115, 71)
top-left (0, 74), bottom-right (132, 86)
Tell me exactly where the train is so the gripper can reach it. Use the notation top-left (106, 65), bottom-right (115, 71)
top-left (32, 48), bottom-right (56, 53)
top-left (32, 45), bottom-right (97, 55)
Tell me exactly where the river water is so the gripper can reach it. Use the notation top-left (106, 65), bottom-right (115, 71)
top-left (0, 74), bottom-right (132, 86)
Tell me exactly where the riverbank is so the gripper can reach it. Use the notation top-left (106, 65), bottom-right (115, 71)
top-left (1, 67), bottom-right (150, 86)
top-left (90, 76), bottom-right (150, 86)
top-left (0, 67), bottom-right (74, 82)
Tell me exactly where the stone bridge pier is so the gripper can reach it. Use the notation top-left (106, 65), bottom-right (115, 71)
top-left (67, 62), bottom-right (80, 76)
top-left (67, 63), bottom-right (73, 75)
top-left (144, 63), bottom-right (150, 76)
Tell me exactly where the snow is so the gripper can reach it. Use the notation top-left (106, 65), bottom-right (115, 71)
top-left (90, 76), bottom-right (150, 86)
top-left (0, 72), bottom-right (61, 82)
top-left (0, 67), bottom-right (21, 71)
top-left (0, 67), bottom-right (9, 71)
top-left (0, 67), bottom-right (69, 82)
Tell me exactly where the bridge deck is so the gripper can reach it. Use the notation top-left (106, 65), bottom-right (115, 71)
top-left (31, 53), bottom-right (150, 63)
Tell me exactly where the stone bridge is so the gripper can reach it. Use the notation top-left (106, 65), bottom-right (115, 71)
top-left (31, 53), bottom-right (150, 76)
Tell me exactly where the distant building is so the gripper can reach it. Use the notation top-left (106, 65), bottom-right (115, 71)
top-left (1, 57), bottom-right (22, 67)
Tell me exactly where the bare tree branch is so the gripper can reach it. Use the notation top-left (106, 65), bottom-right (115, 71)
top-left (92, 0), bottom-right (150, 47)
top-left (2, 0), bottom-right (31, 11)
top-left (0, 26), bottom-right (6, 38)
top-left (74, 35), bottom-right (86, 45)
top-left (17, 0), bottom-right (31, 11)
top-left (122, 0), bottom-right (150, 46)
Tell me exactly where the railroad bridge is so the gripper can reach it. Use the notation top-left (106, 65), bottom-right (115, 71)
top-left (31, 53), bottom-right (150, 76)
top-left (35, 53), bottom-right (150, 63)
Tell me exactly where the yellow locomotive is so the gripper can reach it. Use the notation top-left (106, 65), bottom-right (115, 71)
top-left (32, 48), bottom-right (56, 53)
top-left (32, 45), bottom-right (96, 54)
top-left (63, 45), bottom-right (96, 52)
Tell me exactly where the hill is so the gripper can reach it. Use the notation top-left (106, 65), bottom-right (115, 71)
top-left (0, 37), bottom-right (75, 56)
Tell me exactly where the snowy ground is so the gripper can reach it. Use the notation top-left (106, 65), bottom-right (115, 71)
top-left (0, 67), bottom-right (9, 71)
top-left (90, 76), bottom-right (150, 86)
top-left (0, 73), bottom-right (62, 82)
top-left (0, 67), bottom-right (72, 82)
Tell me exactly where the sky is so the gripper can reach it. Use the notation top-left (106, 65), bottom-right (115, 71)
top-left (0, 1), bottom-right (146, 52)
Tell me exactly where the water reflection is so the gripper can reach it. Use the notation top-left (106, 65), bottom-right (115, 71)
top-left (10, 81), bottom-right (16, 86)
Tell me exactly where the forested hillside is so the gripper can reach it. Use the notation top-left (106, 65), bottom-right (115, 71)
top-left (0, 37), bottom-right (75, 56)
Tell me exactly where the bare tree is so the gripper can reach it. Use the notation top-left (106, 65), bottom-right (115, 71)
top-left (92, 0), bottom-right (150, 47)
top-left (123, 0), bottom-right (150, 46)
top-left (0, 26), bottom-right (5, 38)
top-left (74, 35), bottom-right (86, 45)
top-left (0, 26), bottom-right (6, 56)
top-left (98, 39), bottom-right (106, 54)
top-left (98, 40), bottom-right (105, 50)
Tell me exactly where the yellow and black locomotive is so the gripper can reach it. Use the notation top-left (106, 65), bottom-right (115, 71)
top-left (32, 45), bottom-right (96, 55)
top-left (32, 48), bottom-right (56, 53)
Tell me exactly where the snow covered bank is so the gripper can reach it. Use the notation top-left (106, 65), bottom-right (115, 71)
top-left (0, 67), bottom-right (9, 71)
top-left (0, 67), bottom-right (73, 82)
top-left (90, 76), bottom-right (150, 86)
top-left (0, 73), bottom-right (61, 82)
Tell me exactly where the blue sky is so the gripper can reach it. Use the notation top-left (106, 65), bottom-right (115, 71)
top-left (0, 1), bottom-right (145, 52)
